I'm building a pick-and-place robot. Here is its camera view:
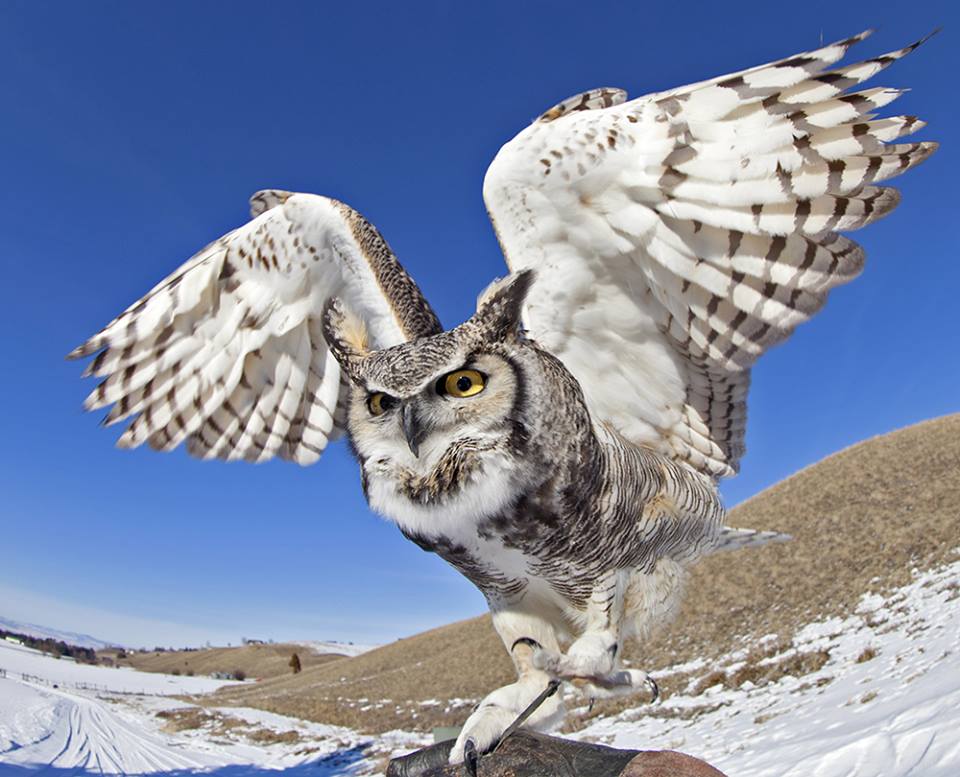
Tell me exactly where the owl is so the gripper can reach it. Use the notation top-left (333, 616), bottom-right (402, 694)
top-left (69, 30), bottom-right (935, 765)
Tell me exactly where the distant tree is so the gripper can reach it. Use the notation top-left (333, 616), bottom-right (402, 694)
top-left (289, 652), bottom-right (302, 674)
top-left (232, 669), bottom-right (246, 681)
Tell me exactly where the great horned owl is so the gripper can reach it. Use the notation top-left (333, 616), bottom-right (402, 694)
top-left (69, 31), bottom-right (934, 763)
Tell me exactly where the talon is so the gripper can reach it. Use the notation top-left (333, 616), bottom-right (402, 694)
top-left (511, 636), bottom-right (543, 653)
top-left (464, 738), bottom-right (479, 776)
top-left (647, 674), bottom-right (659, 703)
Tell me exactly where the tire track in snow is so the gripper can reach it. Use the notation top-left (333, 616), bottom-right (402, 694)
top-left (1, 681), bottom-right (232, 774)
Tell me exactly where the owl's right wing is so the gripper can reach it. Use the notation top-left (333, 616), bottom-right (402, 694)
top-left (68, 191), bottom-right (441, 465)
top-left (483, 30), bottom-right (936, 479)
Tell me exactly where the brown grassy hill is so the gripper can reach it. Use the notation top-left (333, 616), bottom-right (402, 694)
top-left (208, 414), bottom-right (960, 732)
top-left (117, 642), bottom-right (345, 680)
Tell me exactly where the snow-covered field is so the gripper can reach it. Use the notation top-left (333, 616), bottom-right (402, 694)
top-left (296, 640), bottom-right (378, 658)
top-left (0, 641), bottom-right (425, 775)
top-left (575, 554), bottom-right (960, 777)
top-left (2, 554), bottom-right (958, 776)
top-left (0, 641), bottom-right (231, 695)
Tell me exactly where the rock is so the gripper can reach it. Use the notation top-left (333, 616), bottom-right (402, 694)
top-left (386, 731), bottom-right (727, 777)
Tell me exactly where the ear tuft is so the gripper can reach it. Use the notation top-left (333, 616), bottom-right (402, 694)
top-left (473, 269), bottom-right (535, 342)
top-left (321, 298), bottom-right (370, 383)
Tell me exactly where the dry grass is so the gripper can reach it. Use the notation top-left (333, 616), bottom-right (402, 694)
top-left (156, 708), bottom-right (219, 733)
top-left (117, 643), bottom-right (344, 680)
top-left (856, 646), bottom-right (878, 663)
top-left (637, 412), bottom-right (960, 668)
top-left (203, 414), bottom-right (960, 734)
top-left (692, 649), bottom-right (831, 695)
top-left (207, 617), bottom-right (509, 732)
top-left (156, 707), bottom-right (302, 744)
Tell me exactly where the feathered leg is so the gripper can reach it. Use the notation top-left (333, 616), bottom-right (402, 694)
top-left (534, 570), bottom-right (656, 698)
top-left (449, 610), bottom-right (565, 765)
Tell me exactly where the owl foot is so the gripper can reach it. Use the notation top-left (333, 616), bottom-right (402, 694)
top-left (532, 631), bottom-right (618, 678)
top-left (531, 634), bottom-right (658, 702)
top-left (449, 672), bottom-right (564, 765)
top-left (569, 669), bottom-right (660, 701)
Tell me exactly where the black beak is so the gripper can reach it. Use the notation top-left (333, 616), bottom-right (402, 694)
top-left (400, 402), bottom-right (426, 457)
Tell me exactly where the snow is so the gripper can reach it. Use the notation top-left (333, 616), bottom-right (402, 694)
top-left (295, 640), bottom-right (378, 658)
top-left (2, 555), bottom-right (958, 775)
top-left (0, 642), bottom-right (425, 775)
top-left (574, 555), bottom-right (960, 777)
top-left (0, 682), bottom-right (57, 752)
top-left (0, 641), bottom-right (233, 695)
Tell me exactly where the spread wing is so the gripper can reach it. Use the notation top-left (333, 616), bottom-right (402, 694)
top-left (483, 30), bottom-right (937, 479)
top-left (68, 191), bottom-right (441, 465)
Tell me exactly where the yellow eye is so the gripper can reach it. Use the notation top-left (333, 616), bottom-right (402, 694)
top-left (442, 369), bottom-right (486, 398)
top-left (368, 392), bottom-right (397, 416)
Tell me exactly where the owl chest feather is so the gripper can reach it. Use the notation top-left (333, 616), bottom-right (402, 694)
top-left (370, 429), bottom-right (723, 612)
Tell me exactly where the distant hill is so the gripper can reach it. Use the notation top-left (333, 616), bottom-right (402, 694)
top-left (208, 414), bottom-right (960, 734)
top-left (0, 617), bottom-right (119, 651)
top-left (112, 642), bottom-right (349, 680)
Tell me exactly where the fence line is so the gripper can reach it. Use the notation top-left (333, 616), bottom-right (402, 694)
top-left (2, 668), bottom-right (150, 696)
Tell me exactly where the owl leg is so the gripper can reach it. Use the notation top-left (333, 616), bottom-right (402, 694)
top-left (448, 610), bottom-right (565, 766)
top-left (531, 570), bottom-right (656, 700)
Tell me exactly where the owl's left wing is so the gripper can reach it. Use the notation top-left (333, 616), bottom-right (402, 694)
top-left (483, 30), bottom-right (936, 479)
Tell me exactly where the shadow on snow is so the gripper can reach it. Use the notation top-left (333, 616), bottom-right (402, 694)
top-left (0, 742), bottom-right (374, 777)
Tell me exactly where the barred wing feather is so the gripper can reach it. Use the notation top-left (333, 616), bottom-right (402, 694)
top-left (483, 30), bottom-right (936, 478)
top-left (69, 191), bottom-right (441, 465)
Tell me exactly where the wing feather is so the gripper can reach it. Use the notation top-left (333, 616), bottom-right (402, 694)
top-left (484, 31), bottom-right (936, 477)
top-left (70, 192), bottom-right (440, 465)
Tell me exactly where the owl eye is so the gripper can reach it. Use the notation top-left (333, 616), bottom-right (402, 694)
top-left (368, 392), bottom-right (398, 416)
top-left (439, 369), bottom-right (486, 398)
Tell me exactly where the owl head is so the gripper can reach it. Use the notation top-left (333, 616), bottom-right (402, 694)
top-left (321, 271), bottom-right (541, 527)
top-left (323, 270), bottom-right (533, 457)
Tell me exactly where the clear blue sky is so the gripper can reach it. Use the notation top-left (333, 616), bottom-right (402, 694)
top-left (0, 1), bottom-right (956, 649)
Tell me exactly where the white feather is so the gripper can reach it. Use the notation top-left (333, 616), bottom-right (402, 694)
top-left (483, 31), bottom-right (936, 477)
top-left (71, 193), bottom-right (413, 466)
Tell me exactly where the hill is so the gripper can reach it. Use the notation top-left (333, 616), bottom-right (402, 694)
top-left (0, 617), bottom-right (118, 651)
top-left (113, 642), bottom-right (347, 680)
top-left (207, 414), bottom-right (960, 733)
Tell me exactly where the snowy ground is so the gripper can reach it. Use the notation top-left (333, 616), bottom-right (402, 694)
top-left (575, 553), bottom-right (960, 777)
top-left (2, 553), bottom-right (958, 775)
top-left (0, 641), bottom-right (232, 695)
top-left (294, 641), bottom-right (378, 658)
top-left (0, 641), bottom-right (425, 775)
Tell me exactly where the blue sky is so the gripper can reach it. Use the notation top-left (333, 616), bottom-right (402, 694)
top-left (0, 0), bottom-right (956, 649)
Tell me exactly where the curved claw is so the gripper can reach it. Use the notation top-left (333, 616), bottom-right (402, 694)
top-left (463, 738), bottom-right (478, 777)
top-left (647, 674), bottom-right (660, 704)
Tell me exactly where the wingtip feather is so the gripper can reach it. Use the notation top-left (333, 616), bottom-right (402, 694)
top-left (842, 28), bottom-right (876, 47)
top-left (66, 339), bottom-right (100, 361)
